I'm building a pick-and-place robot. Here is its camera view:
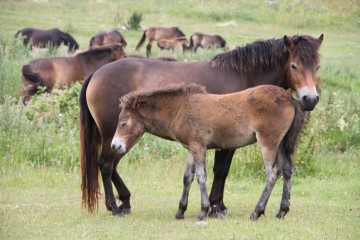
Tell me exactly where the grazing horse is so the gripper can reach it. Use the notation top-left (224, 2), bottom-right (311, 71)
top-left (189, 33), bottom-right (226, 53)
top-left (135, 26), bottom-right (186, 57)
top-left (111, 84), bottom-right (307, 222)
top-left (156, 37), bottom-right (190, 52)
top-left (89, 29), bottom-right (127, 48)
top-left (15, 27), bottom-right (79, 53)
top-left (22, 44), bottom-right (126, 104)
top-left (79, 34), bottom-right (323, 217)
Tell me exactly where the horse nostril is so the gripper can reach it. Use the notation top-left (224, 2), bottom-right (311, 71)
top-left (302, 95), bottom-right (307, 102)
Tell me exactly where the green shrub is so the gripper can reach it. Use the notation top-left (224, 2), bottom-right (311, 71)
top-left (127, 12), bottom-right (143, 30)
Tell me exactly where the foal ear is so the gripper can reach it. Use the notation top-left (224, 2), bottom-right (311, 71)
top-left (283, 35), bottom-right (294, 50)
top-left (317, 34), bottom-right (324, 46)
top-left (131, 95), bottom-right (141, 109)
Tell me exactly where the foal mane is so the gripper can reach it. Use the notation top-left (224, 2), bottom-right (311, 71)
top-left (210, 34), bottom-right (321, 72)
top-left (120, 84), bottom-right (206, 109)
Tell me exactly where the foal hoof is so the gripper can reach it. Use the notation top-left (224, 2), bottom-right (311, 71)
top-left (175, 210), bottom-right (185, 220)
top-left (196, 221), bottom-right (207, 228)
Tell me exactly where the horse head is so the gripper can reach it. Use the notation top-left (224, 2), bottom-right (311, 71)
top-left (284, 34), bottom-right (323, 111)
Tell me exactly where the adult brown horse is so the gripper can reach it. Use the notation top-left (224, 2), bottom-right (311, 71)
top-left (111, 84), bottom-right (307, 223)
top-left (15, 27), bottom-right (79, 53)
top-left (189, 33), bottom-right (226, 53)
top-left (135, 26), bottom-right (186, 57)
top-left (89, 29), bottom-right (127, 48)
top-left (156, 37), bottom-right (190, 52)
top-left (80, 34), bottom-right (323, 217)
top-left (22, 44), bottom-right (126, 104)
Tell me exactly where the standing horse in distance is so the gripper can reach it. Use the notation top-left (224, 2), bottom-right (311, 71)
top-left (156, 37), bottom-right (190, 52)
top-left (79, 34), bottom-right (323, 217)
top-left (15, 27), bottom-right (79, 53)
top-left (22, 44), bottom-right (126, 104)
top-left (135, 26), bottom-right (186, 56)
top-left (89, 29), bottom-right (127, 48)
top-left (189, 33), bottom-right (226, 53)
top-left (111, 84), bottom-right (307, 223)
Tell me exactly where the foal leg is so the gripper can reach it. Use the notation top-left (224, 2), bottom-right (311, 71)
top-left (112, 157), bottom-right (131, 215)
top-left (175, 152), bottom-right (196, 219)
top-left (99, 146), bottom-right (123, 216)
top-left (276, 148), bottom-right (294, 219)
top-left (250, 144), bottom-right (280, 221)
top-left (194, 148), bottom-right (210, 222)
top-left (208, 149), bottom-right (235, 218)
top-left (146, 40), bottom-right (153, 57)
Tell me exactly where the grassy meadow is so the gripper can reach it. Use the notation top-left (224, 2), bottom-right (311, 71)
top-left (0, 0), bottom-right (359, 239)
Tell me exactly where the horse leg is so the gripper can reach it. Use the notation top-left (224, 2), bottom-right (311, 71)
top-left (208, 149), bottom-right (235, 219)
top-left (250, 143), bottom-right (280, 221)
top-left (276, 147), bottom-right (294, 219)
top-left (23, 85), bottom-right (37, 105)
top-left (99, 145), bottom-right (124, 216)
top-left (175, 152), bottom-right (196, 219)
top-left (112, 158), bottom-right (131, 215)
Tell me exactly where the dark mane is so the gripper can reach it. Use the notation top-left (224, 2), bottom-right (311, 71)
top-left (76, 44), bottom-right (120, 59)
top-left (210, 34), bottom-right (321, 72)
top-left (120, 84), bottom-right (206, 109)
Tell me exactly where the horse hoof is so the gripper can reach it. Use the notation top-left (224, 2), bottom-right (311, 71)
top-left (120, 208), bottom-right (131, 215)
top-left (249, 212), bottom-right (259, 221)
top-left (175, 211), bottom-right (184, 220)
top-left (196, 221), bottom-right (207, 228)
top-left (112, 211), bottom-right (125, 217)
top-left (276, 211), bottom-right (286, 219)
top-left (208, 210), bottom-right (225, 219)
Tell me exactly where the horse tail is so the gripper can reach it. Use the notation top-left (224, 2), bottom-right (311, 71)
top-left (22, 64), bottom-right (43, 86)
top-left (80, 74), bottom-right (101, 213)
top-left (189, 34), bottom-right (194, 50)
top-left (282, 99), bottom-right (308, 157)
top-left (135, 30), bottom-right (147, 51)
top-left (89, 36), bottom-right (94, 47)
top-left (15, 30), bottom-right (21, 38)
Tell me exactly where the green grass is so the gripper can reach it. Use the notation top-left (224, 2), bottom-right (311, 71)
top-left (0, 0), bottom-right (359, 239)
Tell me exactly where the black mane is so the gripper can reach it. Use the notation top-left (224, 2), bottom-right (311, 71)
top-left (210, 35), bottom-right (321, 72)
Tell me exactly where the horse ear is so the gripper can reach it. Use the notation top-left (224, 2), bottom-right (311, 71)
top-left (283, 35), bottom-right (293, 50)
top-left (317, 34), bottom-right (324, 46)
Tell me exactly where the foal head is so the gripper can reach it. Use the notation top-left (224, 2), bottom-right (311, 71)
top-left (284, 34), bottom-right (323, 111)
top-left (111, 95), bottom-right (145, 155)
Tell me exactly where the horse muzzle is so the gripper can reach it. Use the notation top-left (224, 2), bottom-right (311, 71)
top-left (111, 138), bottom-right (126, 154)
top-left (299, 93), bottom-right (319, 111)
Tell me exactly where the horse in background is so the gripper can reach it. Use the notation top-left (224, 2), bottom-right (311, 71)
top-left (15, 27), bottom-right (79, 53)
top-left (157, 37), bottom-right (190, 52)
top-left (111, 84), bottom-right (307, 223)
top-left (22, 43), bottom-right (126, 104)
top-left (189, 33), bottom-right (226, 53)
top-left (79, 34), bottom-right (323, 218)
top-left (135, 26), bottom-right (186, 57)
top-left (89, 29), bottom-right (127, 48)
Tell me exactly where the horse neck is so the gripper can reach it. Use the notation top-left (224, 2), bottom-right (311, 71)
top-left (249, 66), bottom-right (289, 89)
top-left (79, 51), bottom-right (113, 71)
top-left (136, 94), bottom-right (190, 139)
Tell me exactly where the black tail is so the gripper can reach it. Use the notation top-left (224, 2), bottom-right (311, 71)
top-left (189, 35), bottom-right (194, 50)
top-left (282, 99), bottom-right (309, 156)
top-left (135, 30), bottom-right (147, 51)
top-left (15, 30), bottom-right (21, 38)
top-left (22, 64), bottom-right (43, 86)
top-left (79, 74), bottom-right (101, 213)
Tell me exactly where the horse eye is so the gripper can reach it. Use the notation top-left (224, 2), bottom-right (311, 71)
top-left (290, 63), bottom-right (297, 71)
top-left (121, 121), bottom-right (127, 127)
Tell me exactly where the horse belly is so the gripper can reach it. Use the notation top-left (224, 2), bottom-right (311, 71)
top-left (210, 127), bottom-right (256, 149)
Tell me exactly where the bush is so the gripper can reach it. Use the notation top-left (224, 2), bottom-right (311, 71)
top-left (127, 12), bottom-right (143, 30)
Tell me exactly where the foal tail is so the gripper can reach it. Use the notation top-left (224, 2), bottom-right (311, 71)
top-left (282, 99), bottom-right (308, 156)
top-left (80, 74), bottom-right (101, 213)
top-left (189, 34), bottom-right (194, 50)
top-left (135, 30), bottom-right (147, 51)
